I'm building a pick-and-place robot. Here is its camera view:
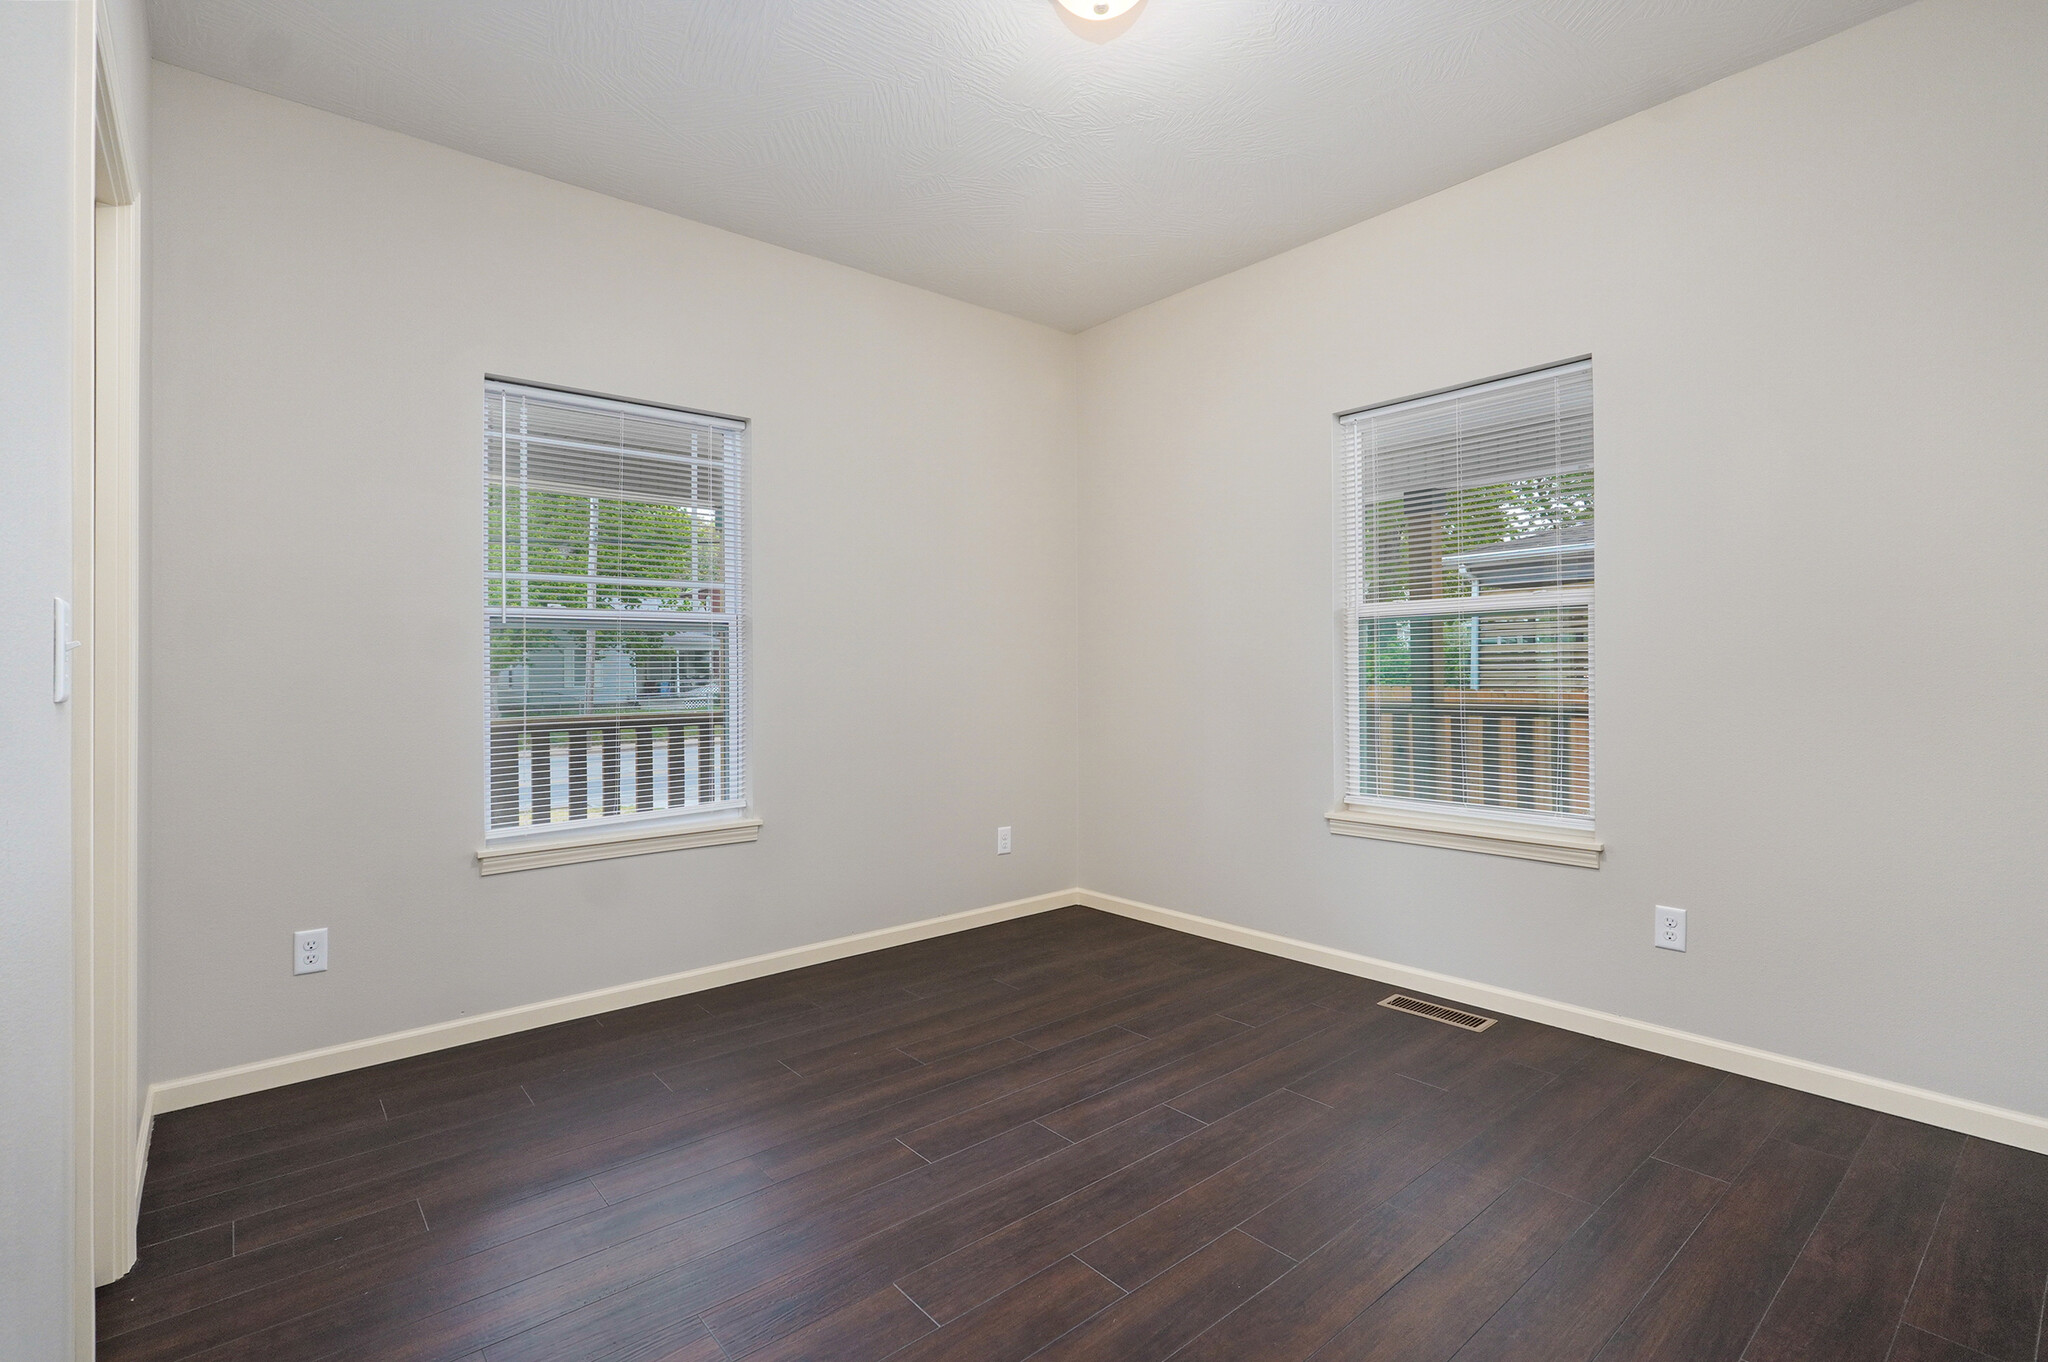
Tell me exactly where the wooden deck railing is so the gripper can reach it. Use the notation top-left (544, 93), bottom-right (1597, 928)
top-left (490, 710), bottom-right (730, 830)
top-left (1359, 689), bottom-right (1590, 817)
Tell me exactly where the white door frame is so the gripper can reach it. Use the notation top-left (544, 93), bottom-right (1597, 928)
top-left (78, 5), bottom-right (145, 1296)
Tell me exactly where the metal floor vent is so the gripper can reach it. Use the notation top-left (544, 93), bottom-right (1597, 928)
top-left (1379, 993), bottom-right (1497, 1032)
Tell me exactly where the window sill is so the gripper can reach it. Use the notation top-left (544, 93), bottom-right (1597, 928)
top-left (1327, 804), bottom-right (1601, 868)
top-left (477, 816), bottom-right (762, 875)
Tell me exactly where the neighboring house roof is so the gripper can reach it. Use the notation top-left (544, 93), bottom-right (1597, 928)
top-left (1443, 521), bottom-right (1594, 588)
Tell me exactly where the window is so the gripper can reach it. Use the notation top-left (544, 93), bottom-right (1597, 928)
top-left (484, 380), bottom-right (746, 840)
top-left (1337, 360), bottom-right (1594, 853)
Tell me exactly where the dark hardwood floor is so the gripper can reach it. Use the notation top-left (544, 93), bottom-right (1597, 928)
top-left (102, 907), bottom-right (2048, 1362)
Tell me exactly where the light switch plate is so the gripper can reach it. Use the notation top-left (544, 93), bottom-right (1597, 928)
top-left (53, 597), bottom-right (79, 703)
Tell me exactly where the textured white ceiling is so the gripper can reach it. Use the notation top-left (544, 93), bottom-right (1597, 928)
top-left (149, 0), bottom-right (1909, 331)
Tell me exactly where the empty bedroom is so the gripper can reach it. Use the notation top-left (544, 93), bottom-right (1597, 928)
top-left (2, 1), bottom-right (2045, 1359)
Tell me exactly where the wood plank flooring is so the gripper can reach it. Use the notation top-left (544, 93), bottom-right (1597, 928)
top-left (102, 907), bottom-right (2048, 1362)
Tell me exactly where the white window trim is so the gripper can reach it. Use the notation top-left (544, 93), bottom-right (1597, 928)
top-left (483, 794), bottom-right (748, 843)
top-left (1326, 802), bottom-right (1602, 867)
top-left (1349, 586), bottom-right (1592, 621)
top-left (477, 810), bottom-right (762, 875)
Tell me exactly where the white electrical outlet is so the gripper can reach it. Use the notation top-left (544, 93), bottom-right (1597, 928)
top-left (294, 928), bottom-right (329, 975)
top-left (1654, 906), bottom-right (1687, 952)
top-left (996, 826), bottom-right (1012, 855)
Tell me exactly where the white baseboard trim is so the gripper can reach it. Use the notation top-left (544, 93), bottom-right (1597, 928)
top-left (94, 1093), bottom-right (152, 1287)
top-left (145, 888), bottom-right (1077, 1117)
top-left (125, 1088), bottom-right (152, 1273)
top-left (1074, 888), bottom-right (2048, 1156)
top-left (132, 1086), bottom-right (153, 1197)
top-left (142, 883), bottom-right (2048, 1157)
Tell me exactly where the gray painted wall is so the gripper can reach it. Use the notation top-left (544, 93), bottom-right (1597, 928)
top-left (1077, 0), bottom-right (2048, 1118)
top-left (145, 66), bottom-right (1082, 1086)
top-left (2, 5), bottom-right (80, 1356)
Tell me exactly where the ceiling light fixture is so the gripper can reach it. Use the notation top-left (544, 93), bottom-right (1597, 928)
top-left (1055, 0), bottom-right (1141, 20)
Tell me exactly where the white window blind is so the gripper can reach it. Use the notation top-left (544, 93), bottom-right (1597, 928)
top-left (1341, 360), bottom-right (1593, 826)
top-left (484, 381), bottom-right (746, 837)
